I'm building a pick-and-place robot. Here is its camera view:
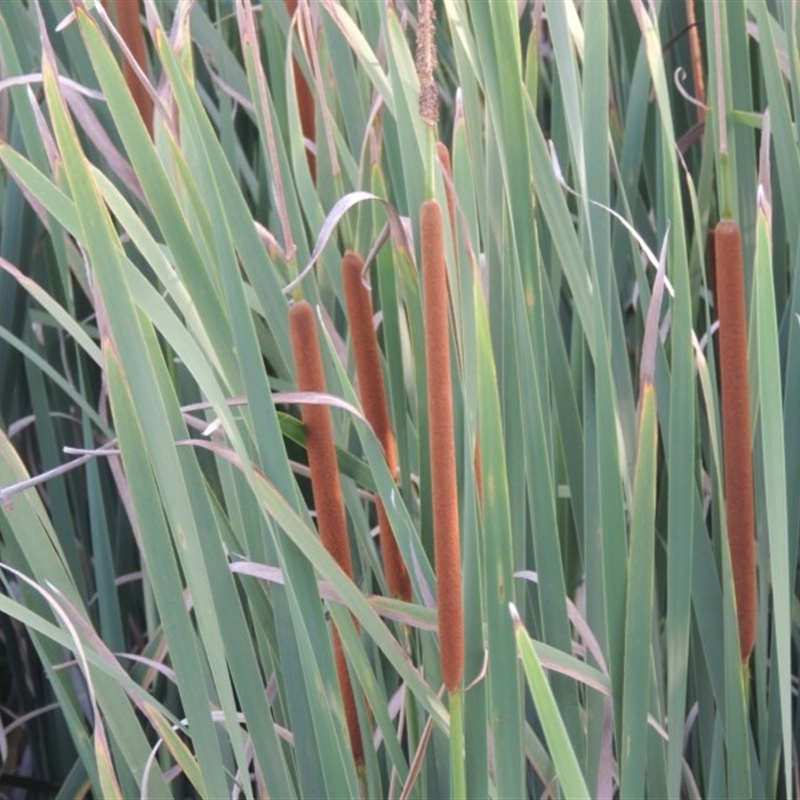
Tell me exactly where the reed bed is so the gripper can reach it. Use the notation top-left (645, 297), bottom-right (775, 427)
top-left (0, 1), bottom-right (797, 797)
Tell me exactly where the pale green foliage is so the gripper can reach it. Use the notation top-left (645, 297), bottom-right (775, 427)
top-left (0, 1), bottom-right (797, 797)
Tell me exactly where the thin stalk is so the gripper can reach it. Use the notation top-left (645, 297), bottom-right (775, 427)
top-left (424, 131), bottom-right (436, 200)
top-left (342, 252), bottom-right (411, 601)
top-left (289, 300), bottom-right (365, 765)
top-left (448, 685), bottom-right (466, 800)
top-left (436, 141), bottom-right (457, 251)
top-left (715, 219), bottom-right (756, 663)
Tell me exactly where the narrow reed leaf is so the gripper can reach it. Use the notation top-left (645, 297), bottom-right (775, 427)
top-left (73, 9), bottom-right (232, 347)
top-left (320, 0), bottom-right (394, 115)
top-left (510, 603), bottom-right (590, 800)
top-left (752, 208), bottom-right (792, 796)
top-left (0, 142), bottom-right (80, 234)
top-left (473, 275), bottom-right (524, 797)
top-left (0, 326), bottom-right (106, 434)
top-left (639, 234), bottom-right (669, 390)
top-left (384, 7), bottom-right (427, 216)
top-left (620, 381), bottom-right (659, 799)
top-left (752, 0), bottom-right (800, 219)
top-left (236, 0), bottom-right (295, 262)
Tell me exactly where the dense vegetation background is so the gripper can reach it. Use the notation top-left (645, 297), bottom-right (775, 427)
top-left (0, 0), bottom-right (798, 797)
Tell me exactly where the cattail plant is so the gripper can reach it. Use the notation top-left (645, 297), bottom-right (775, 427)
top-left (417, 0), bottom-right (464, 699)
top-left (715, 219), bottom-right (756, 663)
top-left (342, 252), bottom-right (411, 602)
top-left (417, 3), bottom-right (467, 789)
top-left (113, 0), bottom-right (153, 137)
top-left (288, 299), bottom-right (364, 763)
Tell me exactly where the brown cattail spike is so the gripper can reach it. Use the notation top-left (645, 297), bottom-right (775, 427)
top-left (422, 199), bottom-right (464, 693)
top-left (115, 0), bottom-right (153, 137)
top-left (289, 301), bottom-right (354, 575)
top-left (288, 300), bottom-right (364, 763)
top-left (342, 253), bottom-right (412, 602)
top-left (715, 219), bottom-right (756, 662)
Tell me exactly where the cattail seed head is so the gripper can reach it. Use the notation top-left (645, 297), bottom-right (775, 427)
top-left (342, 253), bottom-right (411, 602)
top-left (289, 301), bottom-right (354, 577)
top-left (715, 219), bottom-right (756, 662)
top-left (288, 300), bottom-right (364, 761)
top-left (421, 199), bottom-right (464, 693)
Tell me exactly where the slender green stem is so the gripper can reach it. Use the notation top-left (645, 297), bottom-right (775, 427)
top-left (424, 126), bottom-right (437, 200)
top-left (719, 151), bottom-right (732, 219)
top-left (741, 661), bottom-right (751, 707)
top-left (448, 688), bottom-right (466, 799)
top-left (356, 762), bottom-right (368, 799)
top-left (406, 629), bottom-right (422, 798)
